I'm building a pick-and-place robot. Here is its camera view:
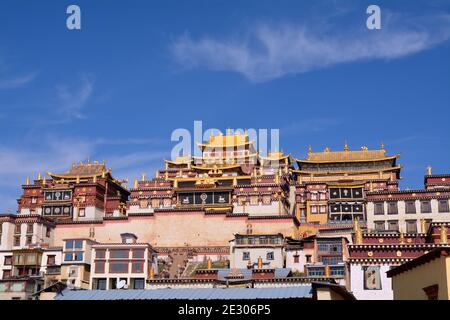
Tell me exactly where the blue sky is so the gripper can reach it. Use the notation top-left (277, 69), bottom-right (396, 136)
top-left (0, 0), bottom-right (449, 211)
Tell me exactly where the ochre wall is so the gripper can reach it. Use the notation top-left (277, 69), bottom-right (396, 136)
top-left (391, 256), bottom-right (450, 300)
top-left (53, 212), bottom-right (296, 248)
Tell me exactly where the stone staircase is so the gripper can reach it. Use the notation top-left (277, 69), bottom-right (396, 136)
top-left (168, 251), bottom-right (188, 278)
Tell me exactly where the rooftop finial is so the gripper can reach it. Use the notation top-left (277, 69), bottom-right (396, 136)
top-left (381, 142), bottom-right (385, 150)
top-left (37, 172), bottom-right (42, 180)
top-left (25, 177), bottom-right (30, 185)
top-left (324, 146), bottom-right (331, 152)
top-left (133, 178), bottom-right (138, 189)
top-left (427, 165), bottom-right (432, 176)
top-left (344, 141), bottom-right (349, 151)
top-left (141, 172), bottom-right (146, 182)
top-left (308, 145), bottom-right (312, 154)
top-left (361, 146), bottom-right (368, 151)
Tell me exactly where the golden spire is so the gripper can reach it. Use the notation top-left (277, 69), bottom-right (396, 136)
top-left (381, 142), bottom-right (385, 150)
top-left (308, 145), bottom-right (312, 154)
top-left (361, 146), bottom-right (368, 151)
top-left (149, 267), bottom-right (154, 279)
top-left (37, 172), bottom-right (42, 180)
top-left (427, 165), bottom-right (432, 176)
top-left (93, 175), bottom-right (97, 183)
top-left (324, 146), bottom-right (331, 152)
top-left (42, 177), bottom-right (46, 184)
top-left (133, 178), bottom-right (138, 189)
top-left (257, 256), bottom-right (263, 269)
top-left (344, 141), bottom-right (349, 151)
top-left (141, 172), bottom-right (146, 182)
top-left (25, 177), bottom-right (30, 185)
top-left (440, 225), bottom-right (448, 244)
top-left (399, 229), bottom-right (405, 244)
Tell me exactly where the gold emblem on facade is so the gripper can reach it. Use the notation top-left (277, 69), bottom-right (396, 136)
top-left (368, 251), bottom-right (373, 257)
top-left (396, 251), bottom-right (402, 257)
top-left (378, 239), bottom-right (384, 243)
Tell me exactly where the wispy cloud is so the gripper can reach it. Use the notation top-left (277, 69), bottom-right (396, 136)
top-left (56, 75), bottom-right (94, 120)
top-left (0, 72), bottom-right (38, 89)
top-left (170, 13), bottom-right (450, 82)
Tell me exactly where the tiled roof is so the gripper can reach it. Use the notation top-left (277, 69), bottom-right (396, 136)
top-left (55, 286), bottom-right (313, 300)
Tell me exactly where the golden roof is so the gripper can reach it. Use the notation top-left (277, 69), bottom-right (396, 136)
top-left (164, 156), bottom-right (192, 165)
top-left (197, 132), bottom-right (253, 148)
top-left (47, 160), bottom-right (112, 180)
top-left (296, 146), bottom-right (399, 163)
top-left (260, 151), bottom-right (290, 161)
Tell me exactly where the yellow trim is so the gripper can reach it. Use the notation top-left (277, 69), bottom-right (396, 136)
top-left (169, 175), bottom-right (251, 182)
top-left (293, 154), bottom-right (399, 164)
top-left (292, 165), bottom-right (402, 175)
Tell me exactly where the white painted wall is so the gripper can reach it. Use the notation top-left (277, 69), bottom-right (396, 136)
top-left (349, 263), bottom-right (394, 300)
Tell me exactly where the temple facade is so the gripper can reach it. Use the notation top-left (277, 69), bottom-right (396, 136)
top-left (1, 132), bottom-right (450, 299)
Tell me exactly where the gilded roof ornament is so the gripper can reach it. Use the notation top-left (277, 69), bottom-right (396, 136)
top-left (344, 141), bottom-right (349, 151)
top-left (427, 166), bottom-right (432, 176)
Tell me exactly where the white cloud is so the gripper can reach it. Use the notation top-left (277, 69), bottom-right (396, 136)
top-left (56, 75), bottom-right (94, 120)
top-left (171, 14), bottom-right (450, 82)
top-left (0, 72), bottom-right (37, 89)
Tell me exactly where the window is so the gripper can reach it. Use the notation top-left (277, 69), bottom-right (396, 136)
top-left (438, 200), bottom-right (449, 213)
top-left (308, 267), bottom-right (325, 276)
top-left (311, 193), bottom-right (318, 201)
top-left (131, 262), bottom-right (144, 273)
top-left (242, 252), bottom-right (250, 261)
top-left (319, 193), bottom-right (327, 200)
top-left (133, 278), bottom-right (145, 289)
top-left (2, 270), bottom-right (11, 279)
top-left (31, 197), bottom-right (37, 204)
top-left (405, 201), bottom-right (416, 214)
top-left (330, 267), bottom-right (345, 276)
top-left (96, 250), bottom-right (106, 259)
top-left (388, 220), bottom-right (399, 231)
top-left (94, 262), bottom-right (105, 273)
top-left (14, 236), bottom-right (20, 246)
top-left (267, 252), bottom-right (274, 260)
top-left (95, 278), bottom-right (107, 290)
top-left (374, 221), bottom-right (385, 231)
top-left (26, 236), bottom-right (32, 245)
top-left (109, 262), bottom-right (129, 273)
top-left (110, 250), bottom-right (129, 259)
top-left (14, 224), bottom-right (21, 234)
top-left (66, 240), bottom-right (83, 249)
top-left (293, 255), bottom-right (299, 263)
top-left (311, 206), bottom-right (318, 214)
top-left (406, 220), bottom-right (417, 233)
top-left (64, 252), bottom-right (83, 262)
top-left (4, 256), bottom-right (12, 265)
top-left (321, 256), bottom-right (342, 265)
top-left (421, 201), bottom-right (432, 213)
top-left (388, 202), bottom-right (398, 215)
top-left (319, 205), bottom-right (326, 213)
top-left (262, 195), bottom-right (271, 205)
top-left (139, 200), bottom-right (148, 209)
top-left (46, 227), bottom-right (51, 238)
top-left (374, 202), bottom-right (384, 215)
top-left (363, 266), bottom-right (382, 290)
top-left (78, 208), bottom-right (85, 217)
top-left (306, 255), bottom-right (312, 263)
top-left (163, 198), bottom-right (171, 207)
top-left (132, 249), bottom-right (145, 259)
top-left (151, 199), bottom-right (160, 208)
top-left (47, 255), bottom-right (56, 266)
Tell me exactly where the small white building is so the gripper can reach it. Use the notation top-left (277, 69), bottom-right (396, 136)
top-left (229, 233), bottom-right (284, 269)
